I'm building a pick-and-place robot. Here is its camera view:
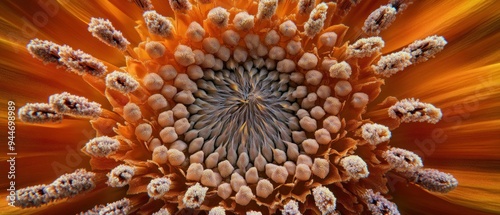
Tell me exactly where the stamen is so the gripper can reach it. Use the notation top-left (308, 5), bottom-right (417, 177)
top-left (372, 51), bottom-right (412, 77)
top-left (209, 206), bottom-right (226, 215)
top-left (107, 164), bottom-right (135, 187)
top-left (339, 155), bottom-right (369, 179)
top-left (81, 198), bottom-right (131, 215)
top-left (312, 186), bottom-right (336, 215)
top-left (388, 98), bottom-right (442, 124)
top-left (208, 7), bottom-right (230, 28)
top-left (131, 0), bottom-right (154, 11)
top-left (257, 0), bottom-right (278, 20)
top-left (14, 169), bottom-right (95, 208)
top-left (153, 208), bottom-right (171, 215)
top-left (147, 177), bottom-right (172, 199)
top-left (183, 183), bottom-right (209, 208)
top-left (143, 11), bottom-right (175, 38)
top-left (282, 200), bottom-right (301, 215)
top-left (382, 148), bottom-right (423, 172)
top-left (26, 39), bottom-right (63, 66)
top-left (347, 37), bottom-right (385, 58)
top-left (233, 12), bottom-right (255, 31)
top-left (389, 0), bottom-right (413, 13)
top-left (84, 136), bottom-right (120, 157)
top-left (298, 0), bottom-right (315, 15)
top-left (168, 0), bottom-right (191, 13)
top-left (360, 123), bottom-right (391, 145)
top-left (18, 103), bottom-right (63, 123)
top-left (105, 71), bottom-right (139, 93)
top-left (48, 92), bottom-right (102, 118)
top-left (304, 3), bottom-right (328, 37)
top-left (403, 35), bottom-right (447, 64)
top-left (362, 5), bottom-right (397, 36)
top-left (58, 45), bottom-right (107, 76)
top-left (409, 168), bottom-right (458, 193)
top-left (88, 18), bottom-right (130, 51)
top-left (364, 189), bottom-right (400, 215)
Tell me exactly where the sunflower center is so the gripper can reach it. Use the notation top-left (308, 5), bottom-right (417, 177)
top-left (189, 61), bottom-right (298, 168)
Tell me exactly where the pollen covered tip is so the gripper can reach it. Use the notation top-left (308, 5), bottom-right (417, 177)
top-left (404, 35), bottom-right (447, 64)
top-left (84, 136), bottom-right (120, 157)
top-left (372, 51), bottom-right (412, 77)
top-left (88, 17), bottom-right (130, 51)
top-left (18, 103), bottom-right (63, 124)
top-left (362, 5), bottom-right (397, 36)
top-left (257, 0), bottom-right (278, 20)
top-left (361, 123), bottom-right (391, 145)
top-left (147, 177), bottom-right (172, 199)
top-left (339, 155), bottom-right (369, 179)
top-left (107, 164), bottom-right (135, 187)
top-left (49, 92), bottom-right (102, 118)
top-left (26, 39), bottom-right (63, 66)
top-left (382, 147), bottom-right (423, 172)
top-left (58, 45), bottom-right (107, 76)
top-left (347, 37), bottom-right (385, 58)
top-left (410, 168), bottom-right (458, 193)
top-left (106, 71), bottom-right (139, 93)
top-left (169, 0), bottom-right (192, 13)
top-left (208, 7), bottom-right (230, 28)
top-left (388, 98), bottom-right (442, 124)
top-left (143, 10), bottom-right (175, 38)
top-left (304, 3), bottom-right (328, 37)
top-left (364, 189), bottom-right (400, 215)
top-left (312, 186), bottom-right (336, 215)
top-left (183, 183), bottom-right (209, 208)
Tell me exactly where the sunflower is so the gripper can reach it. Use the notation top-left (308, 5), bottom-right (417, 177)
top-left (0, 0), bottom-right (499, 214)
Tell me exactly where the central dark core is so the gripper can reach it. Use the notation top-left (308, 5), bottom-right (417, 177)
top-left (189, 62), bottom-right (298, 168)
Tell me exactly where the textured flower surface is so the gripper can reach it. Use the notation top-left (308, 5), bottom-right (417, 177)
top-left (0, 0), bottom-right (499, 215)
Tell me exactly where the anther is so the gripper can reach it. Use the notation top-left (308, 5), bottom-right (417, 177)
top-left (88, 18), bottom-right (130, 51)
top-left (403, 35), bottom-right (447, 64)
top-left (105, 71), bottom-right (139, 93)
top-left (132, 0), bottom-right (154, 11)
top-left (312, 186), bottom-right (336, 215)
top-left (361, 123), bottom-right (391, 145)
top-left (210, 207), bottom-right (226, 215)
top-left (383, 147), bottom-right (423, 172)
top-left (364, 189), bottom-right (400, 215)
top-left (410, 168), bottom-right (458, 193)
top-left (147, 177), bottom-right (172, 199)
top-left (183, 183), bottom-right (209, 208)
top-left (58, 45), bottom-right (107, 76)
top-left (168, 0), bottom-right (191, 13)
top-left (208, 7), bottom-right (230, 28)
top-left (298, 0), bottom-right (315, 15)
top-left (389, 0), bottom-right (414, 13)
top-left (257, 0), bottom-right (278, 20)
top-left (27, 39), bottom-right (63, 66)
top-left (18, 103), bottom-right (63, 124)
top-left (304, 3), bottom-right (328, 37)
top-left (84, 136), bottom-right (120, 157)
top-left (107, 164), bottom-right (135, 187)
top-left (339, 155), bottom-right (369, 179)
top-left (388, 98), bottom-right (442, 124)
top-left (143, 11), bottom-right (175, 38)
top-left (362, 5), bottom-right (397, 36)
top-left (372, 51), bottom-right (412, 77)
top-left (14, 169), bottom-right (95, 208)
top-left (282, 200), bottom-right (301, 215)
top-left (49, 92), bottom-right (102, 118)
top-left (347, 37), bottom-right (385, 58)
top-left (95, 198), bottom-right (131, 215)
